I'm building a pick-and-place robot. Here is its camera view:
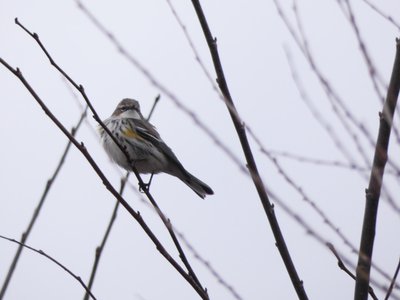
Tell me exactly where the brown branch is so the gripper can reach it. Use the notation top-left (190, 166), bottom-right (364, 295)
top-left (291, 1), bottom-right (377, 171)
top-left (146, 94), bottom-right (161, 121)
top-left (338, 0), bottom-right (400, 147)
top-left (354, 38), bottom-right (400, 300)
top-left (327, 243), bottom-right (378, 300)
top-left (0, 234), bottom-right (97, 300)
top-left (83, 173), bottom-right (129, 300)
top-left (0, 105), bottom-right (88, 300)
top-left (384, 258), bottom-right (400, 300)
top-left (176, 231), bottom-right (243, 300)
top-left (190, 1), bottom-right (308, 299)
top-left (13, 19), bottom-right (208, 298)
top-left (0, 57), bottom-right (208, 300)
top-left (362, 0), bottom-right (400, 31)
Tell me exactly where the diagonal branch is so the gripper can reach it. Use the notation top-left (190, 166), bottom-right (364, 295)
top-left (384, 258), bottom-right (400, 300)
top-left (327, 243), bottom-right (378, 300)
top-left (14, 18), bottom-right (208, 298)
top-left (0, 105), bottom-right (88, 300)
top-left (0, 234), bottom-right (97, 300)
top-left (83, 173), bottom-right (129, 300)
top-left (190, 1), bottom-right (308, 299)
top-left (354, 38), bottom-right (400, 300)
top-left (0, 57), bottom-right (207, 300)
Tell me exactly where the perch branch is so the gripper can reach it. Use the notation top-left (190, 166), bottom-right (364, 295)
top-left (14, 18), bottom-right (207, 298)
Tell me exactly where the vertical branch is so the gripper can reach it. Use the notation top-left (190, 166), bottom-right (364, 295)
top-left (354, 38), bottom-right (400, 300)
top-left (190, 1), bottom-right (308, 299)
top-left (82, 173), bottom-right (129, 300)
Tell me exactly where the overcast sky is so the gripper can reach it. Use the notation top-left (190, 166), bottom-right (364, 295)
top-left (1, 1), bottom-right (400, 299)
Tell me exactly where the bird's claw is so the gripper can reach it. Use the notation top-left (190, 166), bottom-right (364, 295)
top-left (139, 173), bottom-right (154, 193)
top-left (139, 183), bottom-right (150, 193)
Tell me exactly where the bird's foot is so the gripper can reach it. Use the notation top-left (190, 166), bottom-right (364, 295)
top-left (139, 173), bottom-right (154, 193)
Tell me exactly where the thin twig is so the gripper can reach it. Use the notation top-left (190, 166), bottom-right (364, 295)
top-left (337, 0), bottom-right (400, 146)
top-left (279, 2), bottom-right (400, 213)
top-left (384, 258), bottom-right (400, 300)
top-left (13, 19), bottom-right (208, 298)
top-left (176, 231), bottom-right (244, 300)
top-left (190, 1), bottom-right (308, 299)
top-left (354, 38), bottom-right (400, 300)
top-left (291, 1), bottom-right (378, 171)
top-left (0, 105), bottom-right (88, 300)
top-left (146, 94), bottom-right (160, 121)
top-left (362, 0), bottom-right (400, 31)
top-left (327, 243), bottom-right (378, 300)
top-left (255, 134), bottom-right (360, 255)
top-left (83, 173), bottom-right (129, 300)
top-left (164, 0), bottom-right (223, 100)
top-left (0, 234), bottom-right (97, 300)
top-left (268, 149), bottom-right (400, 177)
top-left (336, 0), bottom-right (386, 104)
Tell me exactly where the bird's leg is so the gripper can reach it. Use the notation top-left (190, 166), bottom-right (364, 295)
top-left (139, 173), bottom-right (154, 193)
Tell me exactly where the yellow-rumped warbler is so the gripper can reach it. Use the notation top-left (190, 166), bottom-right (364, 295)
top-left (99, 98), bottom-right (214, 199)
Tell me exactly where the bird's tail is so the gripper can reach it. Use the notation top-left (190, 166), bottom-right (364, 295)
top-left (179, 171), bottom-right (214, 199)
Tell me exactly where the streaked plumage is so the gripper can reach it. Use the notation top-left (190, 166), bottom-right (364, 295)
top-left (99, 98), bottom-right (214, 199)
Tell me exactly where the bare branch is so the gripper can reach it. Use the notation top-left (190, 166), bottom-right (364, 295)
top-left (0, 234), bottom-right (97, 300)
top-left (165, 0), bottom-right (223, 100)
top-left (280, 2), bottom-right (400, 214)
top-left (336, 0), bottom-right (386, 104)
top-left (83, 173), bottom-right (129, 300)
top-left (176, 231), bottom-right (244, 300)
top-left (13, 19), bottom-right (208, 298)
top-left (327, 243), bottom-right (378, 300)
top-left (0, 56), bottom-right (208, 300)
top-left (146, 94), bottom-right (160, 121)
top-left (0, 102), bottom-right (88, 300)
top-left (362, 0), bottom-right (400, 31)
top-left (384, 258), bottom-right (400, 300)
top-left (354, 38), bottom-right (400, 300)
top-left (190, 1), bottom-right (308, 299)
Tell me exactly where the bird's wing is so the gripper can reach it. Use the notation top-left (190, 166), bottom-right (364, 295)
top-left (127, 118), bottom-right (186, 171)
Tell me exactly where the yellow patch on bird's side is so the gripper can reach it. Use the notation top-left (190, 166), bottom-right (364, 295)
top-left (122, 128), bottom-right (142, 139)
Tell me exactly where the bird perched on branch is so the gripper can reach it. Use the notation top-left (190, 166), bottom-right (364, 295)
top-left (99, 98), bottom-right (214, 199)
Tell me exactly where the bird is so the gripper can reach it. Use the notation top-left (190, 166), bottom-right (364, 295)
top-left (99, 98), bottom-right (214, 199)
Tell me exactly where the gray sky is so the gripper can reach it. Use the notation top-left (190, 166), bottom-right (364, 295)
top-left (1, 1), bottom-right (399, 299)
